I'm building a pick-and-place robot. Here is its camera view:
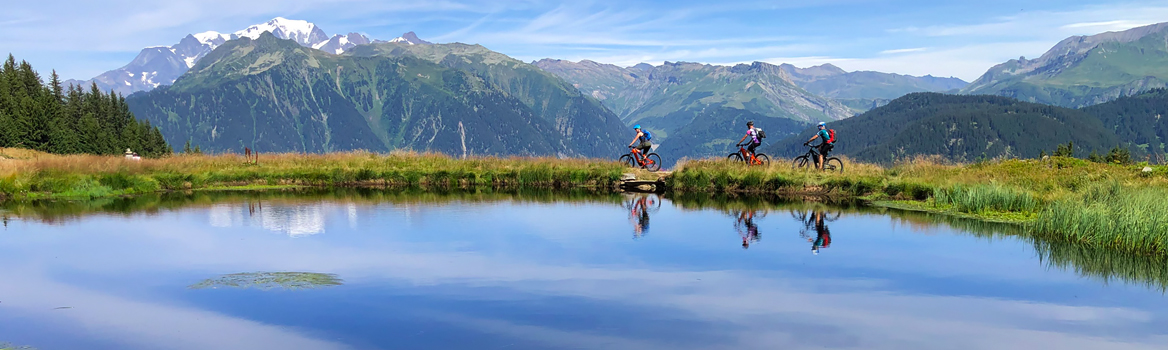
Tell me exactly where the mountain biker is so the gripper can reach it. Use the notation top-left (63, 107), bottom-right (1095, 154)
top-left (628, 124), bottom-right (652, 156)
top-left (736, 121), bottom-right (762, 160)
top-left (804, 122), bottom-right (833, 170)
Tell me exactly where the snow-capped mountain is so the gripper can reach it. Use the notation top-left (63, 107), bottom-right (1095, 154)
top-left (315, 33), bottom-right (372, 55)
top-left (69, 17), bottom-right (410, 96)
top-left (234, 17), bottom-right (329, 47)
top-left (387, 32), bottom-right (432, 45)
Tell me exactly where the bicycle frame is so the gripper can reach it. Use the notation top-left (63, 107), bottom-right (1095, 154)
top-left (628, 147), bottom-right (655, 168)
top-left (804, 146), bottom-right (824, 167)
top-left (738, 146), bottom-right (765, 165)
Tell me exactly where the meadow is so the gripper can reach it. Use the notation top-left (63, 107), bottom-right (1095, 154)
top-left (4, 147), bottom-right (1168, 256)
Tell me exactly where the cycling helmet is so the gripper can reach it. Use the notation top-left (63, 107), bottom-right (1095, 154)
top-left (817, 122), bottom-right (826, 127)
top-left (633, 124), bottom-right (641, 129)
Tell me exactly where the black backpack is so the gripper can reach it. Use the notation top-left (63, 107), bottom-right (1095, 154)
top-left (754, 127), bottom-right (767, 140)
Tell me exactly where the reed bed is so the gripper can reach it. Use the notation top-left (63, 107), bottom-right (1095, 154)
top-left (1029, 183), bottom-right (1168, 254)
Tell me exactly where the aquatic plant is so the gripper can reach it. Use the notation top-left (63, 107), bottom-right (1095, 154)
top-left (189, 272), bottom-right (343, 291)
top-left (1029, 183), bottom-right (1168, 254)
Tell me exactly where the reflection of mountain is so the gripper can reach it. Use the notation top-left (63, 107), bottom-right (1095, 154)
top-left (208, 202), bottom-right (326, 236)
top-left (261, 205), bottom-right (326, 236)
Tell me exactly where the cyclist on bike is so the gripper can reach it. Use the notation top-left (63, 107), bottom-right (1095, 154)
top-left (628, 124), bottom-right (652, 155)
top-left (804, 122), bottom-right (833, 170)
top-left (736, 121), bottom-right (762, 160)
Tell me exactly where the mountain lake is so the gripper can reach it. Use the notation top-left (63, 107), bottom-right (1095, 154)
top-left (0, 189), bottom-right (1165, 350)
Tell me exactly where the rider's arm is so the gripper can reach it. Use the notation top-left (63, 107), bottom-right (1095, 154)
top-left (629, 131), bottom-right (642, 146)
top-left (807, 134), bottom-right (818, 143)
top-left (737, 134), bottom-right (748, 144)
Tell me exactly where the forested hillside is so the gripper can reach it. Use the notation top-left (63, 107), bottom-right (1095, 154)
top-left (0, 55), bottom-right (170, 157)
top-left (1082, 88), bottom-right (1168, 160)
top-left (768, 93), bottom-right (1128, 164)
top-left (127, 34), bottom-right (626, 157)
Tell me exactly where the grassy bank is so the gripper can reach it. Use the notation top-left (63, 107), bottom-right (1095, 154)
top-left (6, 147), bottom-right (1168, 256)
top-left (0, 148), bottom-right (631, 201)
top-left (669, 156), bottom-right (1168, 255)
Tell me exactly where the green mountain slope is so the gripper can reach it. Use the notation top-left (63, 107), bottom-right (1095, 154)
top-left (535, 59), bottom-right (851, 126)
top-left (778, 63), bottom-right (966, 112)
top-left (1081, 88), bottom-right (1168, 158)
top-left (962, 22), bottom-right (1168, 108)
top-left (768, 93), bottom-right (1129, 164)
top-left (533, 59), bottom-right (841, 162)
top-left (127, 33), bottom-right (626, 157)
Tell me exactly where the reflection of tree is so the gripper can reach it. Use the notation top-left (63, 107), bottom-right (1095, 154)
top-left (189, 272), bottom-right (343, 291)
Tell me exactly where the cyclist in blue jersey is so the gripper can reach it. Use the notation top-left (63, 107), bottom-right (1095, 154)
top-left (805, 122), bottom-right (833, 170)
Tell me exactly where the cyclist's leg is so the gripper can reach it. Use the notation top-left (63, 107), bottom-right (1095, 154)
top-left (747, 142), bottom-right (759, 160)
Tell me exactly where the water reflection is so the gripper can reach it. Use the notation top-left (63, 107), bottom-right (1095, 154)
top-left (1, 190), bottom-right (1167, 349)
top-left (792, 210), bottom-right (839, 255)
top-left (733, 209), bottom-right (762, 249)
top-left (623, 194), bottom-right (661, 238)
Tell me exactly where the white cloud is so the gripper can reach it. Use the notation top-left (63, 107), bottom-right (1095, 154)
top-left (880, 47), bottom-right (927, 54)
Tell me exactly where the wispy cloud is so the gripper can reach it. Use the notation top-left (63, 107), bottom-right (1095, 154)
top-left (880, 48), bottom-right (927, 55)
top-left (5, 0), bottom-right (1168, 81)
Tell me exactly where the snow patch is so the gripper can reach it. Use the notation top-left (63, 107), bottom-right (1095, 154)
top-left (193, 31), bottom-right (233, 46)
top-left (234, 17), bottom-right (325, 46)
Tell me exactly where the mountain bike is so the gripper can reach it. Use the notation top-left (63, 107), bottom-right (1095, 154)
top-left (619, 146), bottom-right (662, 171)
top-left (727, 143), bottom-right (770, 166)
top-left (793, 143), bottom-right (843, 172)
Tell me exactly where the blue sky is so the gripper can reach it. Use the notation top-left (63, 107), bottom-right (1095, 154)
top-left (3, 0), bottom-right (1167, 82)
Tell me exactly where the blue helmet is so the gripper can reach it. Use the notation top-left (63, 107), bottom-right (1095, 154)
top-left (634, 124), bottom-right (641, 129)
top-left (817, 122), bottom-right (826, 127)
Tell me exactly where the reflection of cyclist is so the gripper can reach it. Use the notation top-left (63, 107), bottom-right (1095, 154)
top-left (626, 195), bottom-right (659, 238)
top-left (735, 210), bottom-right (761, 249)
top-left (808, 211), bottom-right (832, 255)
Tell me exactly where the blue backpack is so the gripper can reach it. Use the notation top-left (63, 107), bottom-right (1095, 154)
top-left (642, 130), bottom-right (653, 141)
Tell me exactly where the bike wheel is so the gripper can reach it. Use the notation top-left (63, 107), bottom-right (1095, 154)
top-left (755, 153), bottom-right (771, 167)
top-left (792, 155), bottom-right (810, 170)
top-left (618, 154), bottom-right (635, 168)
top-left (727, 153), bottom-right (744, 163)
top-left (824, 158), bottom-right (844, 173)
top-left (644, 153), bottom-right (662, 171)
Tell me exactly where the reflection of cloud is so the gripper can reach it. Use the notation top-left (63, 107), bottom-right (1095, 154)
top-left (0, 271), bottom-right (348, 350)
top-left (208, 204), bottom-right (244, 228)
top-left (11, 205), bottom-right (1168, 350)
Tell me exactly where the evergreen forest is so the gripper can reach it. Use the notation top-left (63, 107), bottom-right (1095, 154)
top-left (0, 54), bottom-right (170, 157)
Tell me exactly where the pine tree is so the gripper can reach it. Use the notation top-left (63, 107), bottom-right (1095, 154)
top-left (0, 53), bottom-right (171, 157)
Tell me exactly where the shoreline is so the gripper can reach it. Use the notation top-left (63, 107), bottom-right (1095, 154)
top-left (3, 149), bottom-right (1167, 256)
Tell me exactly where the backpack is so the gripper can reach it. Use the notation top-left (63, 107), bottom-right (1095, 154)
top-left (642, 130), bottom-right (653, 141)
top-left (755, 127), bottom-right (767, 140)
top-left (827, 129), bottom-right (836, 144)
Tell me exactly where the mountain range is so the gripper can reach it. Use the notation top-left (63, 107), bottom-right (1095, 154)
top-left (65, 17), bottom-right (1168, 163)
top-left (66, 18), bottom-right (427, 96)
top-left (962, 22), bottom-right (1168, 108)
top-left (532, 59), bottom-right (967, 162)
top-left (124, 32), bottom-right (626, 157)
top-left (768, 91), bottom-right (1163, 164)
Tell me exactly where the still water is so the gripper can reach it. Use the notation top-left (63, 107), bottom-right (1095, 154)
top-left (1, 190), bottom-right (1166, 350)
